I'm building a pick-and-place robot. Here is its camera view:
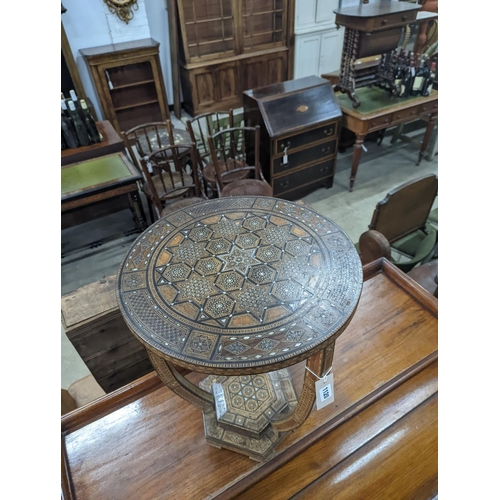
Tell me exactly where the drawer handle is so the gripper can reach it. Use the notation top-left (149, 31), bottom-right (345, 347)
top-left (320, 167), bottom-right (329, 174)
top-left (395, 114), bottom-right (401, 119)
top-left (324, 128), bottom-right (334, 136)
top-left (280, 180), bottom-right (290, 188)
top-left (321, 146), bottom-right (331, 153)
top-left (381, 19), bottom-right (387, 25)
top-left (280, 141), bottom-right (291, 150)
top-left (402, 15), bottom-right (408, 21)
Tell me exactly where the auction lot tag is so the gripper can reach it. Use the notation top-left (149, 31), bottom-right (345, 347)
top-left (315, 373), bottom-right (334, 410)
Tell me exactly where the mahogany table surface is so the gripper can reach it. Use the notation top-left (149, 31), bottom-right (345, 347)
top-left (61, 120), bottom-right (124, 167)
top-left (61, 258), bottom-right (438, 500)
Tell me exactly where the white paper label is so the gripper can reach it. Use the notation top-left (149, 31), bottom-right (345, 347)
top-left (315, 373), bottom-right (334, 410)
top-left (413, 76), bottom-right (424, 91)
top-left (213, 383), bottom-right (227, 420)
top-left (283, 147), bottom-right (288, 165)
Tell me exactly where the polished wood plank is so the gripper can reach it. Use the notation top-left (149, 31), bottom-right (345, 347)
top-left (294, 394), bottom-right (438, 499)
top-left (62, 260), bottom-right (437, 499)
top-left (238, 361), bottom-right (437, 499)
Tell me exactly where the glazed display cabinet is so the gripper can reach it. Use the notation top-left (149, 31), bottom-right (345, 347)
top-left (81, 39), bottom-right (170, 134)
top-left (174, 0), bottom-right (295, 115)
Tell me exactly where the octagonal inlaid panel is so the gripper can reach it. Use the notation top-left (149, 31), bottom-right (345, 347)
top-left (117, 197), bottom-right (363, 373)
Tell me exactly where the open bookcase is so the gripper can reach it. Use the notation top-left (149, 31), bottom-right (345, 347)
top-left (174, 0), bottom-right (294, 115)
top-left (81, 39), bottom-right (170, 134)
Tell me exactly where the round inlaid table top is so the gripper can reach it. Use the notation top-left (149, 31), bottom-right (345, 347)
top-left (116, 196), bottom-right (363, 374)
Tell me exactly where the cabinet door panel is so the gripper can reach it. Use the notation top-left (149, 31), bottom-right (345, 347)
top-left (295, 0), bottom-right (317, 31)
top-left (294, 34), bottom-right (321, 79)
top-left (243, 52), bottom-right (288, 91)
top-left (319, 30), bottom-right (343, 75)
top-left (315, 0), bottom-right (337, 24)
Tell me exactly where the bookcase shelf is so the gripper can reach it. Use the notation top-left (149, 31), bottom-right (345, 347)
top-left (81, 39), bottom-right (170, 134)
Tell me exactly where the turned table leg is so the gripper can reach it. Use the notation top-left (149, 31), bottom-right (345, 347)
top-left (350, 134), bottom-right (366, 192)
top-left (418, 113), bottom-right (438, 166)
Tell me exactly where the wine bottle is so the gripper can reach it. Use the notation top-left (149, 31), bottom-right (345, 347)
top-left (394, 56), bottom-right (405, 95)
top-left (401, 60), bottom-right (415, 98)
top-left (61, 110), bottom-right (79, 149)
top-left (61, 99), bottom-right (71, 119)
top-left (421, 61), bottom-right (437, 96)
top-left (67, 101), bottom-right (91, 146)
top-left (411, 57), bottom-right (426, 96)
top-left (419, 58), bottom-right (431, 96)
top-left (80, 99), bottom-right (101, 144)
top-left (62, 131), bottom-right (68, 151)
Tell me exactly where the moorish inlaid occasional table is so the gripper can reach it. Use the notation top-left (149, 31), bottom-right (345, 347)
top-left (116, 196), bottom-right (363, 460)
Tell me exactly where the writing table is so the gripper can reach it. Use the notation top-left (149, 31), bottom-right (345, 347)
top-left (61, 152), bottom-right (147, 256)
top-left (337, 86), bottom-right (438, 191)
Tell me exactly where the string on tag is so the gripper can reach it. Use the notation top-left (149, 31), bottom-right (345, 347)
top-left (305, 366), bottom-right (332, 383)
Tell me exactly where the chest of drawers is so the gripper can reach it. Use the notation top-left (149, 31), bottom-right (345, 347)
top-left (243, 76), bottom-right (343, 200)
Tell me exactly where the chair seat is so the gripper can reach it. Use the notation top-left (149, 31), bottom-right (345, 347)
top-left (221, 179), bottom-right (273, 198)
top-left (203, 159), bottom-right (249, 185)
top-left (143, 172), bottom-right (193, 200)
top-left (160, 197), bottom-right (205, 217)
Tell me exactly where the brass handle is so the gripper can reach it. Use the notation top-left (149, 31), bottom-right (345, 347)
top-left (402, 15), bottom-right (408, 21)
top-left (324, 128), bottom-right (334, 136)
top-left (381, 19), bottom-right (387, 24)
top-left (321, 146), bottom-right (331, 153)
top-left (280, 180), bottom-right (290, 188)
top-left (280, 141), bottom-right (291, 150)
top-left (320, 167), bottom-right (329, 173)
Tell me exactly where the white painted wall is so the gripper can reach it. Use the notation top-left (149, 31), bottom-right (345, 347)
top-left (62, 0), bottom-right (174, 120)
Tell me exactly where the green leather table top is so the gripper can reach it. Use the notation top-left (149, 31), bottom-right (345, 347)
top-left (336, 87), bottom-right (437, 114)
top-left (61, 152), bottom-right (140, 199)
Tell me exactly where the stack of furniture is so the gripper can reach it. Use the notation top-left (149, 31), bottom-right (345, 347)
top-left (294, 0), bottom-right (344, 80)
top-left (81, 39), bottom-right (170, 134)
top-left (172, 0), bottom-right (295, 115)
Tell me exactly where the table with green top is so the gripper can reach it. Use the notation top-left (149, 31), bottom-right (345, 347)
top-left (336, 87), bottom-right (438, 191)
top-left (61, 152), bottom-right (147, 254)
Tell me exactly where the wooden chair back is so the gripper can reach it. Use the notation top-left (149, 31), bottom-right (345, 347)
top-left (139, 143), bottom-right (201, 216)
top-left (369, 174), bottom-right (438, 243)
top-left (186, 111), bottom-right (234, 166)
top-left (122, 121), bottom-right (175, 170)
top-left (207, 126), bottom-right (262, 195)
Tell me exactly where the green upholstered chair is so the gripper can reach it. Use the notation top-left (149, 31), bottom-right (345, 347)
top-left (357, 174), bottom-right (438, 273)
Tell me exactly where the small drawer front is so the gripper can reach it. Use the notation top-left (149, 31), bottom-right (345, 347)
top-left (391, 107), bottom-right (419, 124)
top-left (274, 159), bottom-right (334, 195)
top-left (273, 140), bottom-right (336, 175)
top-left (276, 122), bottom-right (338, 153)
top-left (373, 13), bottom-right (416, 29)
top-left (420, 101), bottom-right (438, 114)
top-left (367, 114), bottom-right (392, 132)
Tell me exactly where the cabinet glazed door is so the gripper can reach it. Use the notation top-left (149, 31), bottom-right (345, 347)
top-left (294, 33), bottom-right (321, 79)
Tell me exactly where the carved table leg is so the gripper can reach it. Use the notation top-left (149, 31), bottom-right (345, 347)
top-left (147, 349), bottom-right (214, 412)
top-left (128, 190), bottom-right (147, 231)
top-left (418, 113), bottom-right (437, 166)
top-left (272, 342), bottom-right (336, 433)
top-left (350, 134), bottom-right (366, 192)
